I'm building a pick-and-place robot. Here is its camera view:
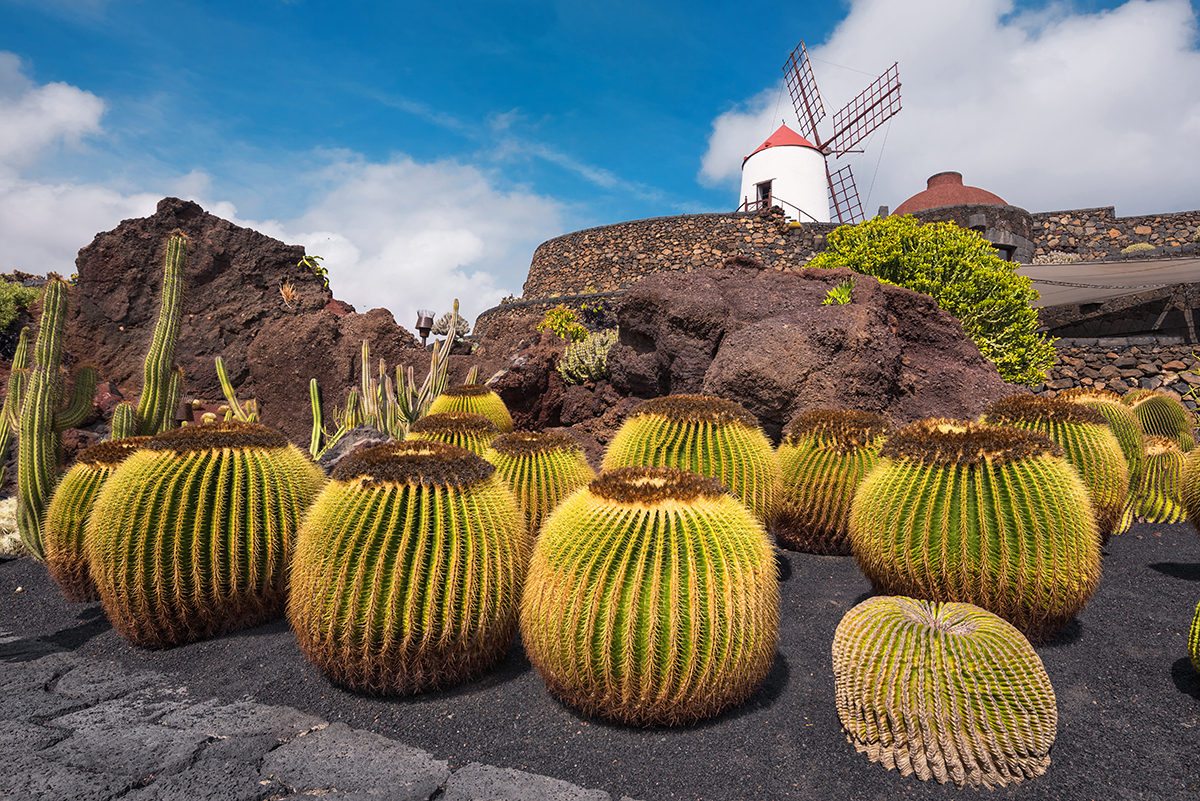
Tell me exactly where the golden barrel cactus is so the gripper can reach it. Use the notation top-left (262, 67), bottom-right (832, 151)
top-left (1190, 600), bottom-right (1200, 674)
top-left (428, 383), bottom-right (514, 433)
top-left (42, 437), bottom-right (149, 602)
top-left (833, 596), bottom-right (1057, 789)
top-left (289, 440), bottom-right (527, 695)
top-left (1123, 389), bottom-right (1195, 452)
top-left (406, 411), bottom-right (500, 455)
top-left (849, 419), bottom-right (1100, 643)
top-left (775, 409), bottom-right (890, 555)
top-left (86, 422), bottom-right (326, 648)
top-left (601, 394), bottom-right (781, 526)
top-left (521, 466), bottom-right (779, 726)
top-left (482, 431), bottom-right (595, 538)
top-left (1139, 436), bottom-right (1188, 523)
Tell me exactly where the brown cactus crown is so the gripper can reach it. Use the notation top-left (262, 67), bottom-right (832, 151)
top-left (1058, 387), bottom-right (1122, 405)
top-left (629, 394), bottom-right (758, 428)
top-left (141, 421), bottom-right (290, 453)
top-left (881, 418), bottom-right (1063, 467)
top-left (1144, 436), bottom-right (1183, 457)
top-left (985, 394), bottom-right (1105, 426)
top-left (409, 411), bottom-right (499, 437)
top-left (442, 383), bottom-right (496, 398)
top-left (488, 430), bottom-right (583, 458)
top-left (589, 466), bottom-right (731, 506)
top-left (331, 439), bottom-right (496, 488)
top-left (76, 436), bottom-right (152, 467)
top-left (782, 409), bottom-right (891, 450)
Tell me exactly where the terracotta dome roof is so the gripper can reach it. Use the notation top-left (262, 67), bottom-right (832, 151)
top-left (893, 172), bottom-right (1006, 215)
top-left (743, 124), bottom-right (821, 164)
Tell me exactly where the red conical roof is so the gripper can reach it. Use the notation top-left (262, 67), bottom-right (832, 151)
top-left (743, 124), bottom-right (821, 164)
top-left (893, 172), bottom-right (1007, 215)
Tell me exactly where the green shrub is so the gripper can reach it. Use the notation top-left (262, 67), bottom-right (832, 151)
top-left (537, 304), bottom-right (588, 342)
top-left (821, 278), bottom-right (855, 306)
top-left (1121, 242), bottom-right (1155, 255)
top-left (557, 329), bottom-right (617, 385)
top-left (806, 215), bottom-right (1055, 385)
top-left (0, 279), bottom-right (39, 332)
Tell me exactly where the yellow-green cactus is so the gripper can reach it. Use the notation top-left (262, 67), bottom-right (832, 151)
top-left (601, 394), bottom-right (781, 527)
top-left (428, 383), bottom-right (514, 433)
top-left (86, 421), bottom-right (325, 648)
top-left (833, 596), bottom-right (1057, 789)
top-left (1138, 436), bottom-right (1188, 523)
top-left (849, 419), bottom-right (1100, 643)
top-left (42, 437), bottom-right (149, 602)
top-left (289, 440), bottom-right (527, 695)
top-left (482, 431), bottom-right (595, 538)
top-left (1190, 600), bottom-right (1200, 674)
top-left (406, 411), bottom-right (500, 455)
top-left (521, 466), bottom-right (779, 726)
top-left (1123, 390), bottom-right (1194, 452)
top-left (1059, 387), bottom-right (1145, 533)
top-left (983, 394), bottom-right (1129, 542)
top-left (775, 409), bottom-right (890, 555)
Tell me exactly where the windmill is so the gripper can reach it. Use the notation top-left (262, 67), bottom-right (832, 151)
top-left (739, 41), bottom-right (901, 224)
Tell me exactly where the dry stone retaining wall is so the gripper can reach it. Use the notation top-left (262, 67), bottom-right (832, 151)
top-left (1034, 337), bottom-right (1200, 411)
top-left (1032, 207), bottom-right (1200, 260)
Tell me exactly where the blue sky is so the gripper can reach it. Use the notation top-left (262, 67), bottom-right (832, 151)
top-left (2, 0), bottom-right (1199, 325)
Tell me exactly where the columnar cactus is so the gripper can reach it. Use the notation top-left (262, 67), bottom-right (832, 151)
top-left (833, 596), bottom-right (1057, 789)
top-left (428, 384), bottom-right (514, 433)
top-left (482, 431), bottom-right (595, 538)
top-left (42, 437), bottom-right (149, 602)
top-left (521, 466), bottom-right (779, 726)
top-left (775, 409), bottom-right (890, 554)
top-left (86, 421), bottom-right (325, 648)
top-left (288, 440), bottom-right (527, 695)
top-left (1136, 436), bottom-right (1187, 523)
top-left (983, 394), bottom-right (1130, 542)
top-left (110, 231), bottom-right (188, 439)
top-left (601, 394), bottom-right (781, 527)
top-left (0, 326), bottom-right (30, 487)
top-left (406, 411), bottom-right (500, 455)
top-left (849, 419), bottom-right (1100, 643)
top-left (1123, 389), bottom-right (1195, 452)
top-left (15, 276), bottom-right (98, 560)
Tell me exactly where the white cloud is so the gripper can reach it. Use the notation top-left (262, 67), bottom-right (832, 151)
top-left (699, 0), bottom-right (1200, 216)
top-left (0, 52), bottom-right (106, 170)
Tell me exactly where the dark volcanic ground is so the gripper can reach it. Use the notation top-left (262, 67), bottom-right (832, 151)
top-left (2, 521), bottom-right (1198, 801)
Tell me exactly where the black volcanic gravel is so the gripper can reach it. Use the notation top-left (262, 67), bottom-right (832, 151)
top-left (2, 520), bottom-right (1198, 800)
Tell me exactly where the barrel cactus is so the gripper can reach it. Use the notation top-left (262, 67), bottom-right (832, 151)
top-left (428, 384), bottom-right (514, 433)
top-left (601, 394), bottom-right (781, 527)
top-left (775, 409), bottom-right (890, 555)
top-left (833, 596), bottom-right (1057, 789)
top-left (42, 437), bottom-right (149, 602)
top-left (983, 394), bottom-right (1129, 542)
top-left (1123, 390), bottom-right (1194, 452)
top-left (521, 466), bottom-right (779, 726)
top-left (1190, 600), bottom-right (1200, 674)
top-left (482, 431), bottom-right (595, 538)
top-left (289, 440), bottom-right (527, 695)
top-left (849, 418), bottom-right (1101, 643)
top-left (1137, 436), bottom-right (1187, 523)
top-left (86, 421), bottom-right (326, 648)
top-left (406, 411), bottom-right (500, 455)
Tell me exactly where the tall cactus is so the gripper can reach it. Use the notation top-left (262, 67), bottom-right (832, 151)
top-left (0, 326), bottom-right (31, 486)
top-left (110, 231), bottom-right (187, 439)
top-left (16, 276), bottom-right (98, 560)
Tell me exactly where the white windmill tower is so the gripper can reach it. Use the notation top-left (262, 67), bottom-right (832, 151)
top-left (739, 41), bottom-right (901, 224)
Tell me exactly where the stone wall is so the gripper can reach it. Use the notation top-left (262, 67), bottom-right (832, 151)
top-left (1034, 337), bottom-right (1200, 412)
top-left (1032, 207), bottom-right (1200, 259)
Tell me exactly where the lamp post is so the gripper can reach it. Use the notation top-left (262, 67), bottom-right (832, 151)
top-left (415, 310), bottom-right (435, 347)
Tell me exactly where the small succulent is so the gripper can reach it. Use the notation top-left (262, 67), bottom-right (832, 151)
top-left (557, 329), bottom-right (617, 386)
top-left (430, 311), bottom-right (470, 339)
top-left (1120, 242), bottom-right (1155, 255)
top-left (833, 596), bottom-right (1057, 789)
top-left (406, 411), bottom-right (501, 455)
top-left (775, 409), bottom-right (890, 554)
top-left (427, 384), bottom-right (514, 433)
top-left (482, 431), bottom-right (595, 538)
top-left (521, 466), bottom-right (779, 726)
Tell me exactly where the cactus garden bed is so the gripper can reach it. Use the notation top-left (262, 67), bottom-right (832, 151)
top-left (1, 521), bottom-right (1198, 800)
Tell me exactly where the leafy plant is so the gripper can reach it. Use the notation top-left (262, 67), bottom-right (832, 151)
top-left (578, 287), bottom-right (609, 326)
top-left (557, 328), bottom-right (617, 385)
top-left (536, 304), bottom-right (588, 342)
top-left (821, 278), bottom-right (855, 306)
top-left (0, 279), bottom-right (39, 332)
top-left (299, 254), bottom-right (329, 290)
top-left (806, 215), bottom-right (1055, 385)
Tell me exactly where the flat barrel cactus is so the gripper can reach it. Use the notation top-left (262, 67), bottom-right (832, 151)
top-left (406, 411), bottom-right (501, 455)
top-left (482, 430), bottom-right (595, 538)
top-left (775, 409), bottom-right (890, 555)
top-left (1140, 437), bottom-right (1188, 523)
top-left (428, 384), bottom-right (514, 433)
top-left (86, 421), bottom-right (326, 648)
top-left (983, 394), bottom-right (1129, 542)
top-left (600, 394), bottom-right (781, 527)
top-left (42, 437), bottom-right (149, 602)
top-left (849, 418), bottom-right (1101, 643)
top-left (521, 466), bottom-right (779, 726)
top-left (833, 596), bottom-right (1057, 789)
top-left (289, 440), bottom-right (527, 695)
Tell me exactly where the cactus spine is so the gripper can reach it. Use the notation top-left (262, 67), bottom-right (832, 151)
top-left (482, 431), bottom-right (596, 538)
top-left (521, 466), bottom-right (779, 726)
top-left (288, 440), bottom-right (527, 695)
top-left (16, 277), bottom-right (98, 560)
top-left (111, 231), bottom-right (188, 439)
top-left (849, 419), bottom-right (1100, 643)
top-left (833, 596), bottom-right (1057, 789)
top-left (775, 409), bottom-right (890, 554)
top-left (428, 383), bottom-right (514, 433)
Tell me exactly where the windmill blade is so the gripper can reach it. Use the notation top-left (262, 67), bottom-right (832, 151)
top-left (783, 41), bottom-right (826, 145)
top-left (827, 164), bottom-right (865, 225)
top-left (826, 62), bottom-right (900, 157)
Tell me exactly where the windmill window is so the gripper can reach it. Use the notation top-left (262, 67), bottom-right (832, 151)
top-left (756, 181), bottom-right (773, 204)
